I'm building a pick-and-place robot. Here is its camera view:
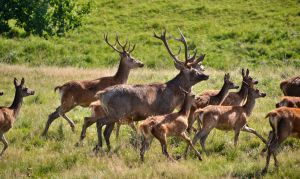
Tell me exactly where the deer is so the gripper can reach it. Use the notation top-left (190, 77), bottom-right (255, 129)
top-left (92, 29), bottom-right (209, 153)
top-left (187, 73), bottom-right (239, 133)
top-left (41, 34), bottom-right (144, 136)
top-left (261, 107), bottom-right (300, 175)
top-left (185, 85), bottom-right (267, 156)
top-left (280, 76), bottom-right (300, 97)
top-left (0, 78), bottom-right (34, 156)
top-left (139, 90), bottom-right (202, 162)
top-left (76, 101), bottom-right (135, 146)
top-left (275, 96), bottom-right (300, 108)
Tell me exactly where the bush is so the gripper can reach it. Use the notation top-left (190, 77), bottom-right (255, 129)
top-left (0, 0), bottom-right (91, 37)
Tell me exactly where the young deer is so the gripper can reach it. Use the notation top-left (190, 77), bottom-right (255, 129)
top-left (187, 86), bottom-right (266, 155)
top-left (275, 96), bottom-right (300, 108)
top-left (42, 34), bottom-right (144, 136)
top-left (139, 91), bottom-right (202, 161)
top-left (77, 101), bottom-right (135, 146)
top-left (280, 76), bottom-right (300, 97)
top-left (261, 107), bottom-right (300, 174)
top-left (0, 78), bottom-right (34, 156)
top-left (187, 73), bottom-right (239, 132)
top-left (93, 30), bottom-right (209, 153)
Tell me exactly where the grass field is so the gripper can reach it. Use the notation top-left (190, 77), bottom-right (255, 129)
top-left (0, 64), bottom-right (299, 178)
top-left (0, 0), bottom-right (299, 178)
top-left (0, 0), bottom-right (299, 69)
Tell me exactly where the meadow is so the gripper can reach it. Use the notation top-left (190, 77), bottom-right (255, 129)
top-left (0, 64), bottom-right (299, 178)
top-left (0, 0), bottom-right (299, 178)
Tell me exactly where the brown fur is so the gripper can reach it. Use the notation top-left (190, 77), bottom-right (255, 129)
top-left (186, 86), bottom-right (266, 155)
top-left (280, 76), bottom-right (300, 97)
top-left (0, 78), bottom-right (34, 156)
top-left (187, 73), bottom-right (239, 131)
top-left (262, 107), bottom-right (300, 174)
top-left (42, 35), bottom-right (144, 136)
top-left (275, 96), bottom-right (300, 108)
top-left (93, 30), bottom-right (209, 153)
top-left (139, 93), bottom-right (202, 161)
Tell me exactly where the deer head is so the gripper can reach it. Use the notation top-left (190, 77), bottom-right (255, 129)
top-left (154, 29), bottom-right (209, 87)
top-left (104, 34), bottom-right (144, 69)
top-left (249, 87), bottom-right (266, 99)
top-left (13, 78), bottom-right (35, 97)
top-left (242, 69), bottom-right (258, 88)
top-left (224, 73), bottom-right (239, 90)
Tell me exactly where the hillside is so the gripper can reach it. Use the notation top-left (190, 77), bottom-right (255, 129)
top-left (0, 0), bottom-right (299, 69)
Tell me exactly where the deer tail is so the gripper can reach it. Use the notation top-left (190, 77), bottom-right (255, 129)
top-left (54, 85), bottom-right (62, 92)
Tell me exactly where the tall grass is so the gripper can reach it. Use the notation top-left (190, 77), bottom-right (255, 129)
top-left (0, 64), bottom-right (299, 178)
top-left (0, 0), bottom-right (299, 69)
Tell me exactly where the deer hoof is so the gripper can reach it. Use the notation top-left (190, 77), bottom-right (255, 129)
top-left (261, 168), bottom-right (267, 175)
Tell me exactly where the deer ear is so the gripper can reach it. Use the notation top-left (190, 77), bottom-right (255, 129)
top-left (241, 69), bottom-right (245, 77)
top-left (174, 62), bottom-right (185, 71)
top-left (13, 78), bottom-right (18, 86)
top-left (246, 69), bottom-right (249, 76)
top-left (20, 78), bottom-right (25, 86)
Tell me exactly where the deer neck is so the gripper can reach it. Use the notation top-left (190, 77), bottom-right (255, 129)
top-left (242, 91), bottom-right (256, 116)
top-left (178, 98), bottom-right (193, 117)
top-left (166, 71), bottom-right (191, 93)
top-left (214, 83), bottom-right (230, 104)
top-left (9, 90), bottom-right (23, 118)
top-left (114, 61), bottom-right (131, 84)
top-left (238, 81), bottom-right (248, 99)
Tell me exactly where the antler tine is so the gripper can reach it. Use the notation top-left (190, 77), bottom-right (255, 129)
top-left (153, 29), bottom-right (184, 65)
top-left (129, 43), bottom-right (136, 53)
top-left (127, 42), bottom-right (131, 52)
top-left (176, 29), bottom-right (189, 64)
top-left (104, 33), bottom-right (122, 53)
top-left (188, 49), bottom-right (197, 62)
top-left (190, 54), bottom-right (206, 65)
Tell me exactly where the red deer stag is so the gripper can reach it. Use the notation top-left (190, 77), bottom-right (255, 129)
top-left (280, 76), bottom-right (300, 97)
top-left (186, 86), bottom-right (266, 155)
top-left (139, 91), bottom-right (202, 161)
top-left (93, 29), bottom-right (209, 153)
top-left (275, 96), bottom-right (300, 108)
top-left (261, 107), bottom-right (300, 174)
top-left (187, 73), bottom-right (239, 132)
top-left (42, 34), bottom-right (144, 136)
top-left (0, 78), bottom-right (34, 156)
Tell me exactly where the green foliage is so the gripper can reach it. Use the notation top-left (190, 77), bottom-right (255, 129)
top-left (0, 0), bottom-right (91, 36)
top-left (0, 0), bottom-right (298, 70)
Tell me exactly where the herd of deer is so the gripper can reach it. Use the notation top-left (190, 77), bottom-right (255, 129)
top-left (0, 30), bottom-right (299, 175)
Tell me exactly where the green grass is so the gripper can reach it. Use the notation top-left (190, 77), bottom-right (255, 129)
top-left (0, 0), bottom-right (299, 69)
top-left (0, 64), bottom-right (299, 178)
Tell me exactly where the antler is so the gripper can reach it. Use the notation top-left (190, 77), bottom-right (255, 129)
top-left (153, 29), bottom-right (185, 66)
top-left (104, 33), bottom-right (122, 53)
top-left (104, 33), bottom-right (136, 53)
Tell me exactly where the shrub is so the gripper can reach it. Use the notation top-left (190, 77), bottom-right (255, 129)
top-left (0, 0), bottom-right (91, 37)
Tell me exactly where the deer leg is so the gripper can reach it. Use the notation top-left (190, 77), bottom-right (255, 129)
top-left (60, 113), bottom-right (75, 133)
top-left (234, 129), bottom-right (240, 147)
top-left (93, 120), bottom-right (103, 154)
top-left (261, 131), bottom-right (274, 155)
top-left (115, 122), bottom-right (121, 140)
top-left (104, 123), bottom-right (115, 151)
top-left (0, 134), bottom-right (8, 156)
top-left (262, 147), bottom-right (272, 175)
top-left (140, 136), bottom-right (151, 162)
top-left (180, 132), bottom-right (202, 161)
top-left (42, 106), bottom-right (60, 136)
top-left (76, 117), bottom-right (96, 146)
top-left (241, 125), bottom-right (267, 144)
top-left (159, 135), bottom-right (174, 162)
